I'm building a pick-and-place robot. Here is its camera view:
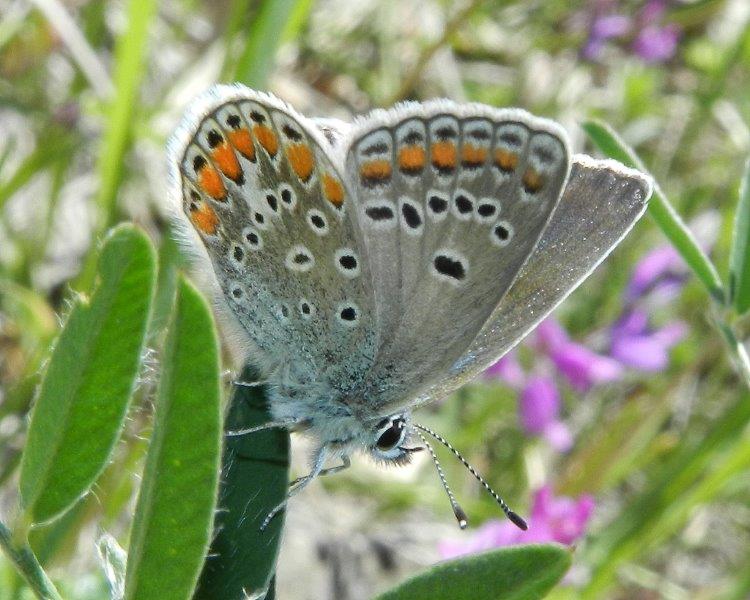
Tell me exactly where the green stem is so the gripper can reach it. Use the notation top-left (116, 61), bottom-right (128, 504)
top-left (0, 521), bottom-right (63, 600)
top-left (582, 120), bottom-right (750, 391)
top-left (583, 120), bottom-right (725, 303)
top-left (715, 315), bottom-right (750, 389)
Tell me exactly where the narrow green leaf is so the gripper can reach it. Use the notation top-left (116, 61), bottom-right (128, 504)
top-left (94, 0), bottom-right (157, 227)
top-left (75, 0), bottom-right (157, 292)
top-left (375, 544), bottom-right (571, 600)
top-left (582, 391), bottom-right (750, 598)
top-left (194, 365), bottom-right (290, 600)
top-left (19, 224), bottom-right (156, 523)
top-left (124, 277), bottom-right (221, 600)
top-left (730, 158), bottom-right (750, 313)
top-left (232, 0), bottom-right (306, 87)
top-left (583, 120), bottom-right (725, 304)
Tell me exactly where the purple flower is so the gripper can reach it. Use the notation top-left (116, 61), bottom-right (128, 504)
top-left (520, 377), bottom-right (572, 452)
top-left (438, 486), bottom-right (595, 559)
top-left (639, 0), bottom-right (668, 22)
top-left (529, 486), bottom-right (595, 545)
top-left (484, 351), bottom-right (525, 389)
top-left (582, 13), bottom-right (631, 60)
top-left (626, 245), bottom-right (686, 303)
top-left (632, 0), bottom-right (680, 63)
top-left (592, 14), bottom-right (631, 39)
top-left (537, 320), bottom-right (624, 392)
top-left (632, 23), bottom-right (680, 63)
top-left (582, 0), bottom-right (680, 63)
top-left (610, 309), bottom-right (687, 371)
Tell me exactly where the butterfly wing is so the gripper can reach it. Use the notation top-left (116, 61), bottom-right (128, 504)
top-left (167, 85), bottom-right (376, 390)
top-left (413, 155), bottom-right (652, 406)
top-left (342, 102), bottom-right (571, 409)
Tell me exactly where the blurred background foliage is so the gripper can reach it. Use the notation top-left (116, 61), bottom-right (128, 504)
top-left (1, 0), bottom-right (750, 598)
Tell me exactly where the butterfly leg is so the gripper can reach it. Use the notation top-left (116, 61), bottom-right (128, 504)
top-left (289, 454), bottom-right (351, 487)
top-left (260, 444), bottom-right (330, 531)
top-left (225, 420), bottom-right (294, 437)
top-left (231, 379), bottom-right (271, 388)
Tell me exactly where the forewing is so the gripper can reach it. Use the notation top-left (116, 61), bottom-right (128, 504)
top-left (342, 101), bottom-right (571, 408)
top-left (417, 155), bottom-right (652, 405)
top-left (167, 84), bottom-right (375, 390)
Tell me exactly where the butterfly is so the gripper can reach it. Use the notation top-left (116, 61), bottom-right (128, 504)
top-left (166, 84), bottom-right (651, 530)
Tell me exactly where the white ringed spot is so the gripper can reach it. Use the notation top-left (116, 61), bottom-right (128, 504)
top-left (334, 248), bottom-right (360, 278)
top-left (285, 244), bottom-right (315, 272)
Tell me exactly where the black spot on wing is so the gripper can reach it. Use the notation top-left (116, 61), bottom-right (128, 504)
top-left (361, 142), bottom-right (389, 156)
top-left (434, 255), bottom-right (466, 280)
top-left (365, 205), bottom-right (395, 221)
top-left (428, 195), bottom-right (448, 214)
top-left (401, 202), bottom-right (422, 229)
top-left (282, 124), bottom-right (303, 141)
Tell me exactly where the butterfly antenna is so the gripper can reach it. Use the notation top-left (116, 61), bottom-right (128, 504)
top-left (413, 423), bottom-right (528, 531)
top-left (415, 431), bottom-right (468, 529)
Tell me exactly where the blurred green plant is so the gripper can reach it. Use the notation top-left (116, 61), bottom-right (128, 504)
top-left (585, 121), bottom-right (750, 389)
top-left (2, 0), bottom-right (750, 598)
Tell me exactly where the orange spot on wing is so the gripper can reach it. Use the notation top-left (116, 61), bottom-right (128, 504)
top-left (189, 201), bottom-right (219, 235)
top-left (431, 142), bottom-right (457, 169)
top-left (322, 173), bottom-right (345, 207)
top-left (286, 143), bottom-right (315, 182)
top-left (461, 144), bottom-right (487, 166)
top-left (398, 145), bottom-right (425, 172)
top-left (360, 160), bottom-right (392, 182)
top-left (494, 149), bottom-right (518, 173)
top-left (253, 125), bottom-right (278, 156)
top-left (212, 142), bottom-right (242, 182)
top-left (522, 168), bottom-right (544, 193)
top-left (198, 165), bottom-right (226, 200)
top-left (228, 128), bottom-right (255, 161)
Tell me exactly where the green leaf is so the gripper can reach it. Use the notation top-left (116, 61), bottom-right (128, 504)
top-left (19, 224), bottom-right (156, 524)
top-left (124, 277), bottom-right (221, 600)
top-left (730, 158), bottom-right (750, 313)
top-left (583, 120), bottom-right (725, 304)
top-left (194, 366), bottom-right (290, 600)
top-left (374, 544), bottom-right (571, 600)
top-left (148, 231), bottom-right (184, 342)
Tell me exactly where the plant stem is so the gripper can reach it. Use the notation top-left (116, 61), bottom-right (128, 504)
top-left (582, 120), bottom-right (750, 390)
top-left (715, 316), bottom-right (750, 390)
top-left (0, 520), bottom-right (63, 600)
top-left (584, 120), bottom-right (725, 304)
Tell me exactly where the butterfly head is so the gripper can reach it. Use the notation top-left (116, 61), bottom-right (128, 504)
top-left (367, 413), bottom-right (421, 466)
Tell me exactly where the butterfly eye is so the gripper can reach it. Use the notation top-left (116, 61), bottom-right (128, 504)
top-left (375, 417), bottom-right (406, 451)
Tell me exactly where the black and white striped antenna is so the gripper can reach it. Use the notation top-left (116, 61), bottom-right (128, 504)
top-left (413, 423), bottom-right (527, 531)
